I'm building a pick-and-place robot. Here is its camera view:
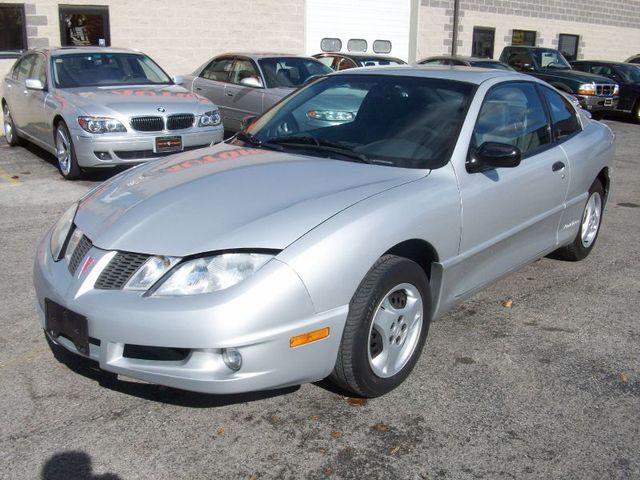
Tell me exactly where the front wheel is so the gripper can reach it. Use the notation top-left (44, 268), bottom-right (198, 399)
top-left (553, 179), bottom-right (604, 261)
top-left (329, 255), bottom-right (431, 397)
top-left (3, 102), bottom-right (23, 146)
top-left (55, 122), bottom-right (82, 180)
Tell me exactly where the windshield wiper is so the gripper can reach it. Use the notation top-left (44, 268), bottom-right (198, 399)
top-left (235, 131), bottom-right (283, 151)
top-left (264, 136), bottom-right (372, 164)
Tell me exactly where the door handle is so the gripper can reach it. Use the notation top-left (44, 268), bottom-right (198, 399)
top-left (552, 161), bottom-right (565, 172)
top-left (195, 87), bottom-right (203, 91)
top-left (226, 91), bottom-right (235, 97)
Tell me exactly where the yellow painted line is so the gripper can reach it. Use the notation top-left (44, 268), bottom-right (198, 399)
top-left (0, 165), bottom-right (21, 186)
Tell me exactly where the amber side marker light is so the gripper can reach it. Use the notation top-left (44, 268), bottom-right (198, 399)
top-left (290, 327), bottom-right (330, 348)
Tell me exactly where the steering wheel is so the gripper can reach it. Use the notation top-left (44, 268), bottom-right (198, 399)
top-left (272, 113), bottom-right (300, 136)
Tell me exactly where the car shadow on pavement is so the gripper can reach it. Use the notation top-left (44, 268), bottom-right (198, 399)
top-left (41, 451), bottom-right (121, 480)
top-left (46, 335), bottom-right (300, 407)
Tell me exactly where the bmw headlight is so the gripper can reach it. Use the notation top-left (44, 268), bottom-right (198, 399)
top-left (78, 116), bottom-right (127, 134)
top-left (198, 110), bottom-right (221, 127)
top-left (153, 253), bottom-right (274, 296)
top-left (50, 202), bottom-right (78, 261)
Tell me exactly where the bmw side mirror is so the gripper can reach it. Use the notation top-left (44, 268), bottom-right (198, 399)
top-left (25, 78), bottom-right (44, 90)
top-left (467, 142), bottom-right (522, 173)
top-left (173, 75), bottom-right (185, 85)
top-left (239, 76), bottom-right (264, 88)
top-left (241, 115), bottom-right (258, 131)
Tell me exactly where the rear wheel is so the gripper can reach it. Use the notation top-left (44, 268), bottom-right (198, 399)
top-left (55, 122), bottom-right (82, 180)
top-left (330, 255), bottom-right (431, 397)
top-left (633, 100), bottom-right (640, 124)
top-left (2, 102), bottom-right (23, 146)
top-left (553, 179), bottom-right (604, 261)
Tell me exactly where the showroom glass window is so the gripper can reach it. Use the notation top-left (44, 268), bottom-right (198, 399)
top-left (320, 38), bottom-right (342, 52)
top-left (473, 82), bottom-right (550, 157)
top-left (511, 30), bottom-right (536, 46)
top-left (558, 34), bottom-right (579, 62)
top-left (373, 40), bottom-right (392, 54)
top-left (59, 5), bottom-right (110, 47)
top-left (0, 3), bottom-right (27, 58)
top-left (472, 27), bottom-right (495, 58)
top-left (347, 39), bottom-right (367, 52)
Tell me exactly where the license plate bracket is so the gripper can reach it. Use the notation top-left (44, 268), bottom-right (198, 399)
top-left (45, 298), bottom-right (89, 355)
top-left (155, 136), bottom-right (183, 153)
top-left (604, 98), bottom-right (613, 106)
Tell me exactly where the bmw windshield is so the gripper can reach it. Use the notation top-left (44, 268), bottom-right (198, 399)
top-left (51, 53), bottom-right (173, 88)
top-left (238, 74), bottom-right (474, 169)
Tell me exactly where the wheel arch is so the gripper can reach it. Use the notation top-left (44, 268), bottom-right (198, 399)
top-left (550, 82), bottom-right (573, 93)
top-left (384, 239), bottom-right (439, 281)
top-left (596, 167), bottom-right (610, 204)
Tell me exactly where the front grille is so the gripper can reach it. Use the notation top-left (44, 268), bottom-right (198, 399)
top-left (167, 113), bottom-right (195, 130)
top-left (130, 116), bottom-right (164, 132)
top-left (114, 144), bottom-right (208, 160)
top-left (95, 251), bottom-right (150, 290)
top-left (68, 235), bottom-right (92, 274)
top-left (596, 84), bottom-right (616, 96)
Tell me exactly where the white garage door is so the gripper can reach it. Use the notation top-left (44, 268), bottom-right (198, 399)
top-left (305, 0), bottom-right (412, 61)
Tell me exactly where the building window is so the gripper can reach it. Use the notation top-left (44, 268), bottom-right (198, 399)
top-left (558, 34), bottom-right (579, 62)
top-left (320, 38), bottom-right (342, 52)
top-left (0, 3), bottom-right (27, 58)
top-left (512, 29), bottom-right (536, 46)
top-left (373, 40), bottom-right (392, 54)
top-left (347, 39), bottom-right (367, 53)
top-left (59, 5), bottom-right (110, 47)
top-left (472, 27), bottom-right (495, 58)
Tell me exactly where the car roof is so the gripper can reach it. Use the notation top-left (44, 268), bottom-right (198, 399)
top-left (331, 65), bottom-right (528, 85)
top-left (34, 47), bottom-right (141, 56)
top-left (572, 60), bottom-right (632, 66)
top-left (216, 53), bottom-right (319, 60)
top-left (316, 52), bottom-right (405, 61)
top-left (421, 56), bottom-right (502, 63)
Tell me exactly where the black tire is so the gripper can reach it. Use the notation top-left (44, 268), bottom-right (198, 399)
top-left (329, 255), bottom-right (431, 398)
top-left (552, 179), bottom-right (605, 261)
top-left (2, 102), bottom-right (23, 147)
top-left (632, 100), bottom-right (640, 124)
top-left (55, 121), bottom-right (83, 180)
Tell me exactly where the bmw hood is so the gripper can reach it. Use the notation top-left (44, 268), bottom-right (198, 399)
top-left (57, 84), bottom-right (213, 117)
top-left (74, 143), bottom-right (426, 256)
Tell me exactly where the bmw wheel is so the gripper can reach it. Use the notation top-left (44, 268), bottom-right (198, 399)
top-left (3, 102), bottom-right (23, 147)
top-left (330, 255), bottom-right (431, 397)
top-left (55, 122), bottom-right (82, 180)
top-left (553, 179), bottom-right (605, 261)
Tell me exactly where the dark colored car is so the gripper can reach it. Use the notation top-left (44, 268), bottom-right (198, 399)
top-left (417, 56), bottom-right (513, 71)
top-left (572, 61), bottom-right (640, 122)
top-left (313, 53), bottom-right (406, 71)
top-left (625, 55), bottom-right (640, 64)
top-left (500, 46), bottom-right (619, 113)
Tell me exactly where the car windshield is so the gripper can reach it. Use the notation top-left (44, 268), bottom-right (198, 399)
top-left (240, 74), bottom-right (474, 170)
top-left (51, 53), bottom-right (172, 88)
top-left (617, 64), bottom-right (640, 83)
top-left (534, 49), bottom-right (571, 70)
top-left (358, 57), bottom-right (406, 67)
top-left (473, 61), bottom-right (512, 71)
top-left (258, 57), bottom-right (333, 88)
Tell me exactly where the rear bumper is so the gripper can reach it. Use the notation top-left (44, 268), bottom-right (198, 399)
top-left (71, 126), bottom-right (224, 168)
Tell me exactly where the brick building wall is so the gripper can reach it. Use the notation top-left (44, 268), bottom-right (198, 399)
top-left (418, 0), bottom-right (640, 61)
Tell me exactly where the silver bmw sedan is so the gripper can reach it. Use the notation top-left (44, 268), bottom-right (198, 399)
top-left (2, 47), bottom-right (224, 179)
top-left (34, 67), bottom-right (613, 397)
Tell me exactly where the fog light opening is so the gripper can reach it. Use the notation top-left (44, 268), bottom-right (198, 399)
top-left (222, 347), bottom-right (242, 372)
top-left (94, 151), bottom-right (112, 160)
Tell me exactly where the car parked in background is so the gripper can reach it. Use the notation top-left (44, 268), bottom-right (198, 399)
top-left (1, 47), bottom-right (223, 179)
top-left (35, 67), bottom-right (613, 398)
top-left (500, 46), bottom-right (619, 114)
top-left (313, 52), bottom-right (406, 71)
top-left (625, 54), bottom-right (640, 64)
top-left (417, 56), bottom-right (513, 71)
top-left (179, 54), bottom-right (332, 132)
top-left (572, 60), bottom-right (640, 122)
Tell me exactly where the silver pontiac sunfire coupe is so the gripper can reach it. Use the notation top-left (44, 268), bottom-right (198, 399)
top-left (34, 66), bottom-right (614, 398)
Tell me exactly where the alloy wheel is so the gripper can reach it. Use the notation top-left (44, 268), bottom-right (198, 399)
top-left (367, 283), bottom-right (423, 378)
top-left (581, 191), bottom-right (602, 248)
top-left (56, 127), bottom-right (71, 176)
top-left (3, 104), bottom-right (14, 144)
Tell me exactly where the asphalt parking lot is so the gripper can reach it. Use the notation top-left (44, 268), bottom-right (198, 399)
top-left (0, 119), bottom-right (638, 480)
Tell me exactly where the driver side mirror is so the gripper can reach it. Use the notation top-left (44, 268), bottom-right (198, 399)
top-left (239, 76), bottom-right (264, 88)
top-left (467, 142), bottom-right (521, 173)
top-left (173, 75), bottom-right (185, 85)
top-left (25, 78), bottom-right (44, 90)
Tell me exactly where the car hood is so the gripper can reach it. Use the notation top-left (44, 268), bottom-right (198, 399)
top-left (538, 68), bottom-right (617, 84)
top-left (75, 143), bottom-right (426, 256)
top-left (56, 84), bottom-right (213, 117)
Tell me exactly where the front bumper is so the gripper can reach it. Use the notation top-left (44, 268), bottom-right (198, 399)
top-left (33, 231), bottom-right (347, 394)
top-left (575, 94), bottom-right (619, 112)
top-left (71, 125), bottom-right (224, 168)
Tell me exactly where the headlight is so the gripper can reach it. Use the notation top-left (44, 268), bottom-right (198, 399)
top-left (306, 110), bottom-right (355, 122)
top-left (153, 253), bottom-right (274, 296)
top-left (198, 110), bottom-right (221, 127)
top-left (613, 85), bottom-right (620, 95)
top-left (576, 83), bottom-right (596, 96)
top-left (77, 116), bottom-right (127, 134)
top-left (124, 256), bottom-right (179, 291)
top-left (50, 203), bottom-right (78, 261)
